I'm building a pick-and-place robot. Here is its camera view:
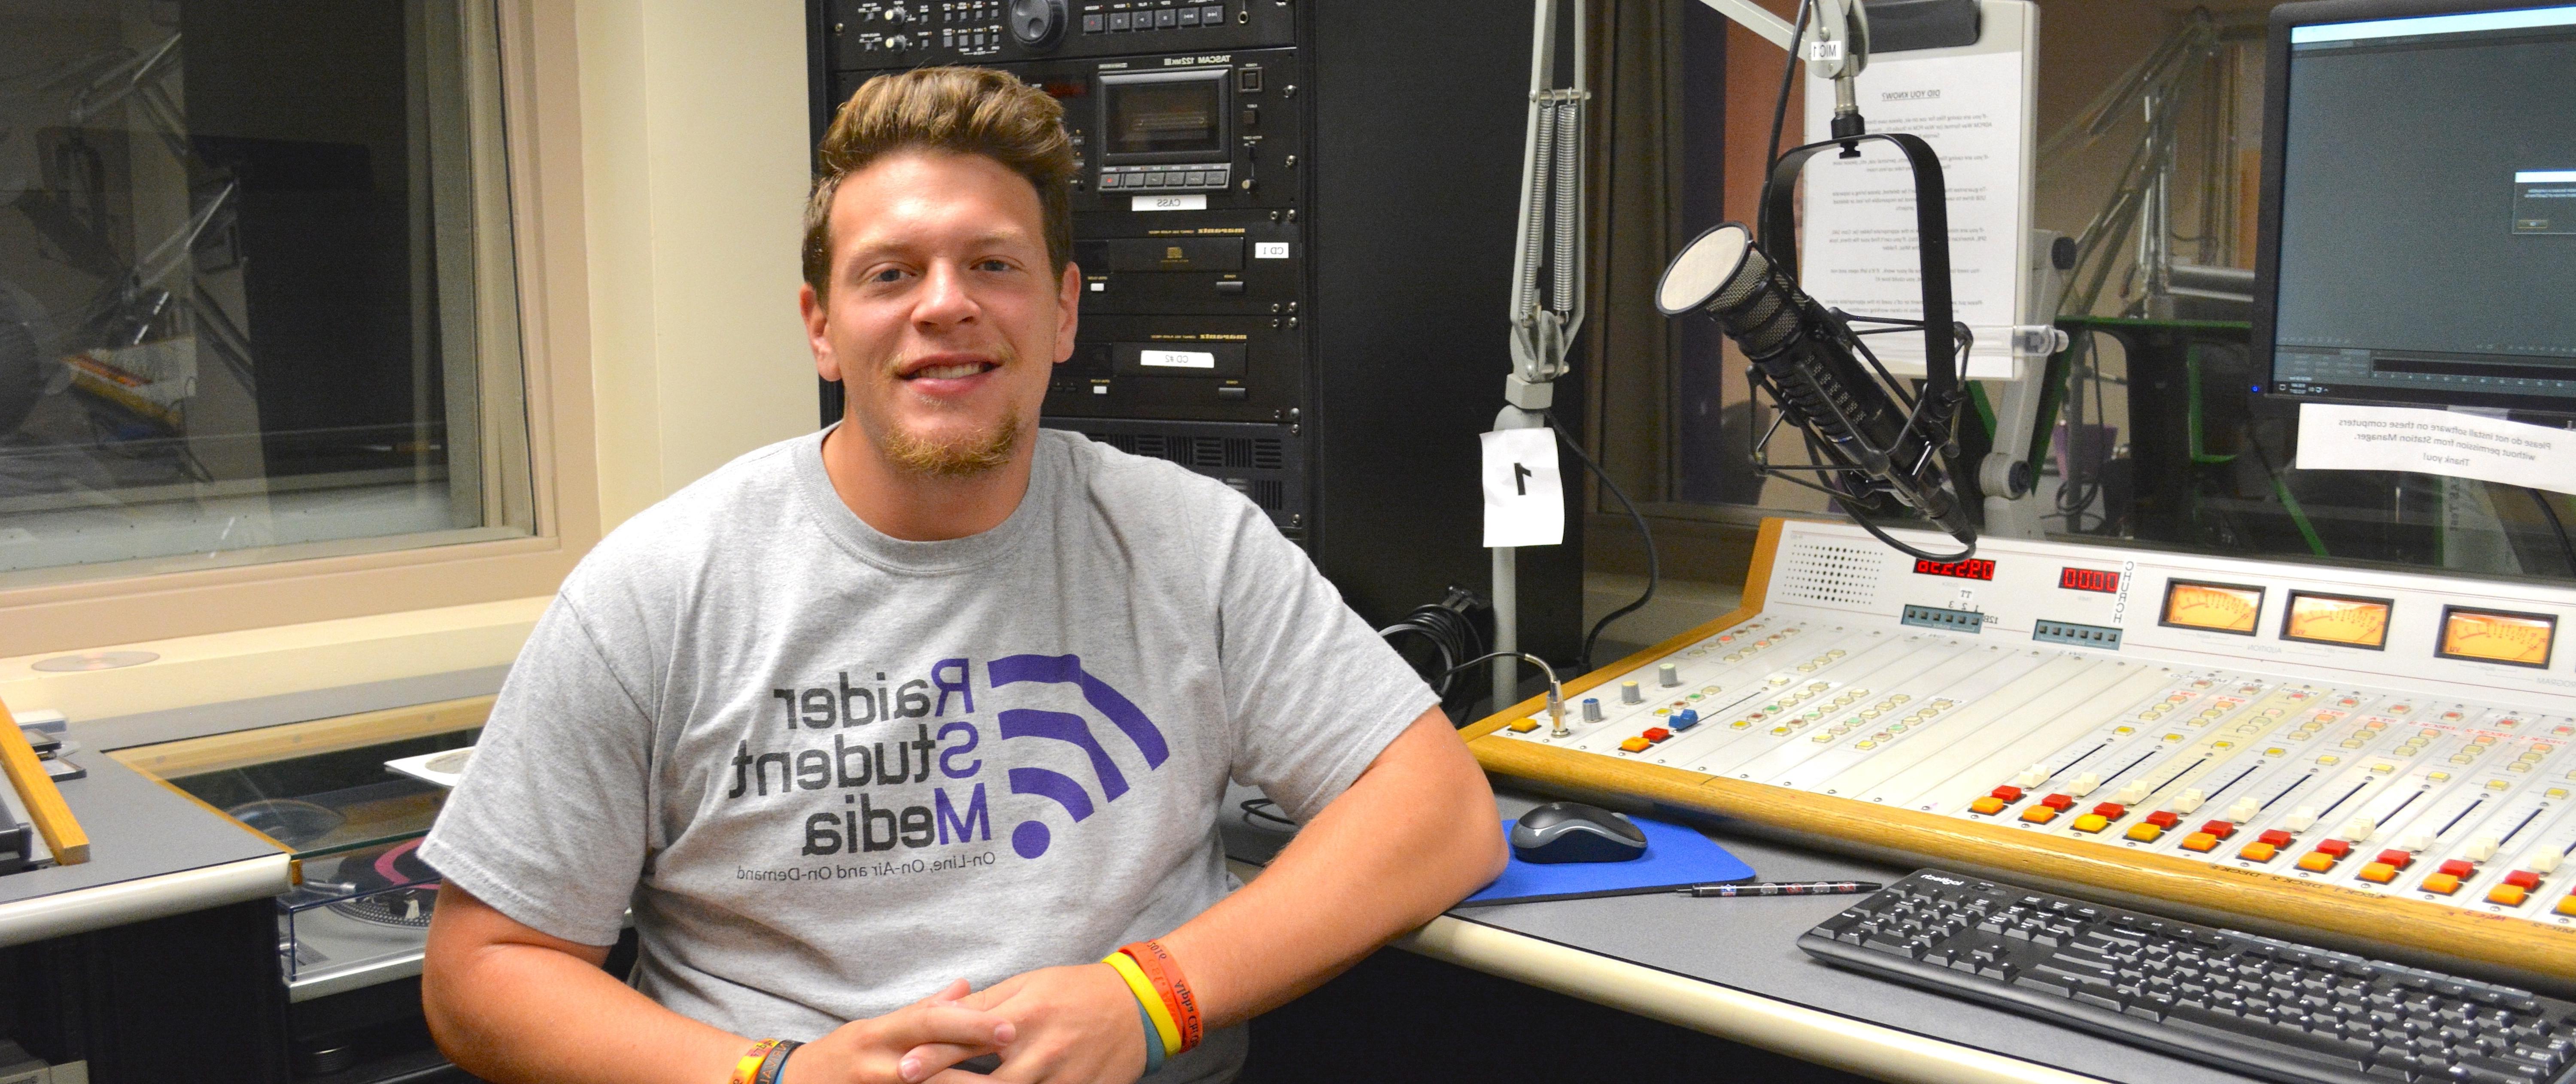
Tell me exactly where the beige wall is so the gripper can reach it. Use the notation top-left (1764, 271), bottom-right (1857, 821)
top-left (0, 1), bottom-right (817, 726)
top-left (580, 0), bottom-right (820, 530)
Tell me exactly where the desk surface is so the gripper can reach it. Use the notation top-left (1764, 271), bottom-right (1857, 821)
top-left (0, 736), bottom-right (289, 945)
top-left (1223, 785), bottom-right (2260, 1084)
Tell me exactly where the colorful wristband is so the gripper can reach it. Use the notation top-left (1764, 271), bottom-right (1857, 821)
top-left (1133, 998), bottom-right (1167, 1075)
top-left (755, 1039), bottom-right (801, 1084)
top-left (1102, 951), bottom-right (1182, 1055)
top-left (730, 1039), bottom-right (784, 1084)
top-left (1116, 940), bottom-right (1203, 1054)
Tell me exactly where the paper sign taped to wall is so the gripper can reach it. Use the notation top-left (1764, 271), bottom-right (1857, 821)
top-left (1482, 427), bottom-right (1565, 548)
top-left (2295, 403), bottom-right (2576, 494)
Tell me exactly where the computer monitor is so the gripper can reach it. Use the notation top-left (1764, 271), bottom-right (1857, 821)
top-left (2251, 0), bottom-right (2576, 412)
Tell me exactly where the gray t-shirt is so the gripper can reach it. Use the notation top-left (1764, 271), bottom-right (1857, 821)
top-left (421, 427), bottom-right (1437, 1081)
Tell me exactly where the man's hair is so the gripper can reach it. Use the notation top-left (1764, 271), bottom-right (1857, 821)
top-left (802, 67), bottom-right (1077, 296)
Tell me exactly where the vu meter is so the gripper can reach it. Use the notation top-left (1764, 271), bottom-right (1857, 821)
top-left (2279, 592), bottom-right (2393, 649)
top-left (2436, 606), bottom-right (2556, 668)
top-left (2160, 580), bottom-right (2265, 635)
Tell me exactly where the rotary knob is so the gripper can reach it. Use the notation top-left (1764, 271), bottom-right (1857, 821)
top-left (883, 5), bottom-right (910, 24)
top-left (1009, 0), bottom-right (1067, 49)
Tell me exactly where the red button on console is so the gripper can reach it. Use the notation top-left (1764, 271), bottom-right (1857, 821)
top-left (2198, 821), bottom-right (2238, 841)
top-left (2040, 793), bottom-right (2075, 811)
top-left (2437, 859), bottom-right (2476, 878)
top-left (2092, 803), bottom-right (2127, 820)
top-left (1991, 786), bottom-right (2025, 802)
top-left (2504, 870), bottom-right (2542, 890)
top-left (2314, 839), bottom-right (2352, 858)
top-left (1643, 727), bottom-right (1672, 743)
top-left (2144, 810), bottom-right (2181, 829)
top-left (2257, 829), bottom-right (2295, 847)
top-left (2374, 850), bottom-right (2414, 871)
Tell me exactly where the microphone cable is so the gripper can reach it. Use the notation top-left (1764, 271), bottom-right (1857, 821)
top-left (1548, 411), bottom-right (1658, 672)
top-left (1378, 586), bottom-right (1488, 724)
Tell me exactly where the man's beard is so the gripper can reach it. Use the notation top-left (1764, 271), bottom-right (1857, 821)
top-left (870, 339), bottom-right (1023, 477)
top-left (878, 404), bottom-right (1021, 477)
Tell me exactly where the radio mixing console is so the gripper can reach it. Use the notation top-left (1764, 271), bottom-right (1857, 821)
top-left (1469, 519), bottom-right (2576, 986)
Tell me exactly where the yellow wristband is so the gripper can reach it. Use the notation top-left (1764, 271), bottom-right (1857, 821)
top-left (1102, 952), bottom-right (1181, 1056)
top-left (731, 1039), bottom-right (783, 1084)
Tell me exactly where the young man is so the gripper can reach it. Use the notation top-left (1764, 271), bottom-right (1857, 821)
top-left (419, 67), bottom-right (1505, 1084)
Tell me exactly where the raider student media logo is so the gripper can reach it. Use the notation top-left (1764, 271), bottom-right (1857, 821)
top-left (727, 654), bottom-right (1168, 863)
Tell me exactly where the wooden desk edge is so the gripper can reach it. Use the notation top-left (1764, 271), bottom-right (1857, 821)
top-left (0, 698), bottom-right (89, 865)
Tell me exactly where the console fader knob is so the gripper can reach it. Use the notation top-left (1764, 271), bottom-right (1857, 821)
top-left (1620, 681), bottom-right (1643, 705)
top-left (1658, 663), bottom-right (1680, 688)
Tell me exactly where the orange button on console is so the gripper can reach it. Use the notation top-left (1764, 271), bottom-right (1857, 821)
top-left (1508, 719), bottom-right (1540, 733)
top-left (1969, 796), bottom-right (2008, 816)
top-left (1643, 727), bottom-right (1673, 743)
top-left (2357, 862), bottom-right (2399, 884)
top-left (2021, 806), bottom-right (2060, 824)
top-left (1618, 737), bottom-right (1652, 753)
top-left (2072, 814), bottom-right (2111, 834)
top-left (2557, 895), bottom-right (2576, 917)
top-left (2487, 885), bottom-right (2529, 907)
top-left (2296, 851), bottom-right (2338, 872)
top-left (2239, 842), bottom-right (2279, 863)
top-left (2422, 873), bottom-right (2463, 896)
top-left (2126, 824), bottom-right (2165, 843)
top-left (2181, 832), bottom-right (2220, 852)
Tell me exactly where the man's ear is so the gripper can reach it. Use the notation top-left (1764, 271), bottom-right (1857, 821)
top-left (1054, 261), bottom-right (1081, 364)
top-left (801, 283), bottom-right (839, 381)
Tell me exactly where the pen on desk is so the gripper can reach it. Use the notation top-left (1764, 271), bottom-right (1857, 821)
top-left (1675, 880), bottom-right (1882, 898)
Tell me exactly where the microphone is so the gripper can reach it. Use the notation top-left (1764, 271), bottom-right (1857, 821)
top-left (1656, 221), bottom-right (1976, 557)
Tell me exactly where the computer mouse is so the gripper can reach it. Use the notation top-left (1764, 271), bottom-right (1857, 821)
top-left (1510, 801), bottom-right (1649, 864)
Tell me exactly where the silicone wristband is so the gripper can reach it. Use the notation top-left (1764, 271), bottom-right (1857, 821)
top-left (1103, 952), bottom-right (1182, 1055)
top-left (730, 1039), bottom-right (783, 1084)
top-left (1134, 998), bottom-right (1167, 1075)
top-left (755, 1039), bottom-right (801, 1084)
top-left (1117, 941), bottom-right (1203, 1054)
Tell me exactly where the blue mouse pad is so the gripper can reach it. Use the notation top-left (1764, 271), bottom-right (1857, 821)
top-left (1457, 812), bottom-right (1756, 907)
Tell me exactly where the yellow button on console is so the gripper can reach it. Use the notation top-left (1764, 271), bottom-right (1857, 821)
top-left (2421, 873), bottom-right (2462, 895)
top-left (2558, 895), bottom-right (2576, 916)
top-left (1968, 796), bottom-right (2007, 815)
top-left (2181, 832), bottom-right (2220, 852)
top-left (2487, 885), bottom-right (2529, 906)
top-left (2357, 862), bottom-right (2398, 884)
top-left (2296, 851), bottom-right (2338, 872)
top-left (2125, 824), bottom-right (2165, 843)
top-left (2020, 806), bottom-right (2059, 824)
top-left (2238, 842), bottom-right (2278, 863)
top-left (1618, 737), bottom-right (1652, 753)
top-left (2072, 814), bottom-right (2111, 833)
top-left (1509, 718), bottom-right (1540, 733)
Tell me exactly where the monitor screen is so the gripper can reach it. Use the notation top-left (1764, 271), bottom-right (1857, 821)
top-left (2255, 3), bottom-right (2576, 411)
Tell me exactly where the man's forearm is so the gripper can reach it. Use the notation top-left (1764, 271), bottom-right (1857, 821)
top-left (1156, 709), bottom-right (1507, 1029)
top-left (424, 897), bottom-right (747, 1084)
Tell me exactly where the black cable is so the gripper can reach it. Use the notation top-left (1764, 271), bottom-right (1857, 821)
top-left (2530, 487), bottom-right (2576, 578)
top-left (1238, 797), bottom-right (1297, 829)
top-left (1764, 1), bottom-right (1816, 170)
top-left (1546, 412), bottom-right (1656, 672)
top-left (1379, 590), bottom-right (1487, 719)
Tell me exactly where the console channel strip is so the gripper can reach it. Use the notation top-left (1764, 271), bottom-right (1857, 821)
top-left (1468, 518), bottom-right (2576, 985)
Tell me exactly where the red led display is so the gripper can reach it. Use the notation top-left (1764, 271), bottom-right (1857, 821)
top-left (2060, 568), bottom-right (2122, 593)
top-left (1913, 557), bottom-right (1996, 581)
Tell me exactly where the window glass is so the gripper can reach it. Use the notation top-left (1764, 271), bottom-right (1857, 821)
top-left (0, 0), bottom-right (529, 587)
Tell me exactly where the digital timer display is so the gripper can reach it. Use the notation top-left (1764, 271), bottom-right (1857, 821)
top-left (1913, 557), bottom-right (1996, 581)
top-left (2059, 568), bottom-right (2121, 593)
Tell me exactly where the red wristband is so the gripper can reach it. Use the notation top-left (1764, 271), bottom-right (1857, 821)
top-left (1117, 940), bottom-right (1202, 1054)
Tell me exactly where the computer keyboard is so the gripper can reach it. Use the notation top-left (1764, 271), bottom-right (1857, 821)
top-left (1798, 869), bottom-right (2576, 1084)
